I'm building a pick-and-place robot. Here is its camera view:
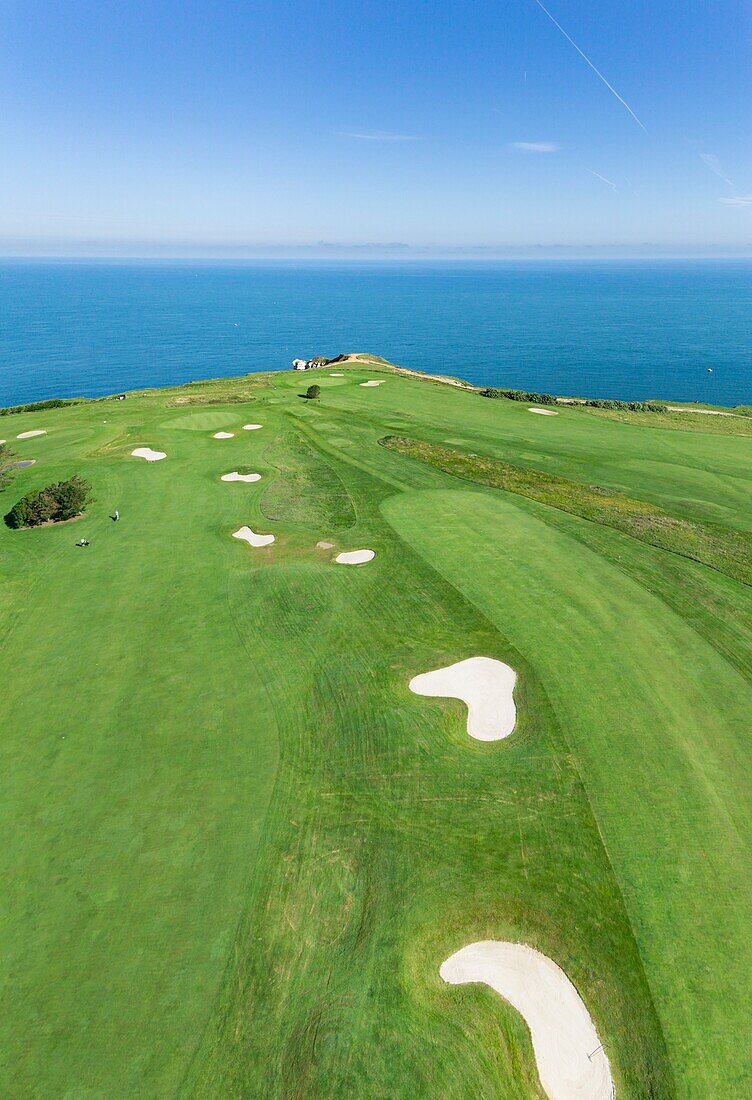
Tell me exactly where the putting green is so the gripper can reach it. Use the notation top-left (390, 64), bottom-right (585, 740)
top-left (1, 359), bottom-right (750, 1097)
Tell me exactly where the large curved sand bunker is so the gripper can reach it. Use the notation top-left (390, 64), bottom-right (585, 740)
top-left (221, 471), bottom-right (261, 483)
top-left (441, 942), bottom-right (613, 1100)
top-left (213, 431), bottom-right (235, 439)
top-left (529, 407), bottom-right (559, 416)
top-left (409, 656), bottom-right (516, 741)
top-left (17, 429), bottom-right (47, 439)
top-left (360, 380), bottom-right (385, 387)
top-left (131, 447), bottom-right (167, 461)
top-left (335, 549), bottom-right (375, 564)
top-left (232, 525), bottom-right (275, 548)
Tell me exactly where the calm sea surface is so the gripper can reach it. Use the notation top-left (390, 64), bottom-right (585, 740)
top-left (1, 260), bottom-right (750, 407)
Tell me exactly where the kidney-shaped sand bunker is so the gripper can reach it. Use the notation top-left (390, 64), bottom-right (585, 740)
top-left (232, 526), bottom-right (274, 548)
top-left (440, 941), bottom-right (613, 1100)
top-left (409, 656), bottom-right (516, 741)
top-left (221, 471), bottom-right (261, 483)
top-left (335, 549), bottom-right (375, 564)
top-left (131, 447), bottom-right (167, 462)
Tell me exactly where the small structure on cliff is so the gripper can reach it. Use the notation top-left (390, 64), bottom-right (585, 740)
top-left (293, 356), bottom-right (330, 371)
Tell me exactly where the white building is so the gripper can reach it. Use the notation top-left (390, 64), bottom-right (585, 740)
top-left (292, 356), bottom-right (329, 370)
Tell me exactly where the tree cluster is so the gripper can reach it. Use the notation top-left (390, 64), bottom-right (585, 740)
top-left (5, 476), bottom-right (93, 528)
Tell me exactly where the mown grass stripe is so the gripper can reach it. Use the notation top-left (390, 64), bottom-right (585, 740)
top-left (380, 434), bottom-right (752, 586)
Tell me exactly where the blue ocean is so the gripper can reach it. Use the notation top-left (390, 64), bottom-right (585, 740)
top-left (1, 259), bottom-right (750, 408)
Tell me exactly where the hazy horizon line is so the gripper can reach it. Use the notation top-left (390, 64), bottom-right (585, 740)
top-left (2, 243), bottom-right (752, 262)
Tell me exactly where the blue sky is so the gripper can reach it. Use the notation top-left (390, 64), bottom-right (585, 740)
top-left (1, 0), bottom-right (750, 254)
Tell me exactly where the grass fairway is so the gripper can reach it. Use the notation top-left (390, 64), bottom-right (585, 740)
top-left (2, 359), bottom-right (751, 1097)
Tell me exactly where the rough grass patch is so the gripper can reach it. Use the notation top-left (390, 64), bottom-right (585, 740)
top-left (380, 435), bottom-right (752, 586)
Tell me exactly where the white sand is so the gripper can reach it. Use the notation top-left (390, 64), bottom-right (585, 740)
top-left (213, 431), bottom-right (235, 439)
top-left (335, 549), bottom-right (375, 564)
top-left (221, 471), bottom-right (261, 483)
top-left (0, 440), bottom-right (5, 445)
top-left (131, 447), bottom-right (167, 462)
top-left (666, 406), bottom-right (737, 417)
top-left (329, 373), bottom-right (344, 377)
top-left (360, 380), bottom-right (385, 387)
top-left (409, 656), bottom-right (516, 741)
top-left (316, 540), bottom-right (335, 549)
top-left (529, 407), bottom-right (559, 416)
top-left (242, 423), bottom-right (263, 430)
top-left (232, 525), bottom-right (275, 548)
top-left (17, 429), bottom-right (47, 439)
top-left (440, 942), bottom-right (613, 1100)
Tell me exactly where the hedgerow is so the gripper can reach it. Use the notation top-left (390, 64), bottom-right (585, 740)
top-left (481, 387), bottom-right (557, 405)
top-left (0, 398), bottom-right (81, 416)
top-left (480, 387), bottom-right (667, 413)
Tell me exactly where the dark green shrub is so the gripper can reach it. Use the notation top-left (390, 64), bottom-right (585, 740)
top-left (481, 387), bottom-right (557, 405)
top-left (6, 495), bottom-right (28, 528)
top-left (54, 476), bottom-right (92, 520)
top-left (479, 388), bottom-right (667, 413)
top-left (305, 384), bottom-right (321, 400)
top-left (24, 487), bottom-right (58, 526)
top-left (0, 398), bottom-right (80, 416)
top-left (576, 397), bottom-right (668, 412)
top-left (4, 476), bottom-right (93, 529)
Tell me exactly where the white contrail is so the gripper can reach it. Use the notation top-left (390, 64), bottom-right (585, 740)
top-left (700, 153), bottom-right (734, 190)
top-left (532, 0), bottom-right (647, 133)
top-left (586, 168), bottom-right (617, 191)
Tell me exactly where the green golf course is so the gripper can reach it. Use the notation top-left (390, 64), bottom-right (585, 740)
top-left (2, 355), bottom-right (751, 1098)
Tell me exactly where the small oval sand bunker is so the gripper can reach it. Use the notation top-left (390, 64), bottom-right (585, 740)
top-left (221, 471), bottom-right (261, 483)
top-left (213, 431), bottom-right (235, 439)
top-left (359, 380), bottom-right (385, 387)
top-left (335, 549), bottom-right (375, 565)
top-left (131, 447), bottom-right (167, 462)
top-left (529, 407), bottom-right (559, 416)
top-left (242, 424), bottom-right (263, 431)
top-left (17, 429), bottom-right (47, 439)
top-left (440, 941), bottom-right (613, 1100)
top-left (232, 526), bottom-right (275, 548)
top-left (409, 656), bottom-right (516, 741)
